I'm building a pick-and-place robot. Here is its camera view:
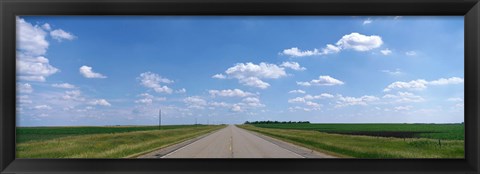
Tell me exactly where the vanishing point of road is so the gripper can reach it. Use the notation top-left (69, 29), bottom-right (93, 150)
top-left (140, 125), bottom-right (335, 158)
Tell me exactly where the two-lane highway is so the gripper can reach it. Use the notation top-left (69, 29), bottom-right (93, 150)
top-left (159, 125), bottom-right (332, 158)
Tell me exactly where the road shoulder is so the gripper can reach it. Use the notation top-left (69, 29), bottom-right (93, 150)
top-left (238, 126), bottom-right (337, 158)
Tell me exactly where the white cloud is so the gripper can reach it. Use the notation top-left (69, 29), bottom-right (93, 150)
top-left (297, 75), bottom-right (344, 86)
top-left (363, 18), bottom-right (373, 25)
top-left (394, 16), bottom-right (402, 20)
top-left (281, 33), bottom-right (383, 57)
top-left (17, 52), bottom-right (59, 82)
top-left (242, 97), bottom-right (265, 107)
top-left (212, 74), bottom-right (226, 79)
top-left (89, 99), bottom-right (111, 106)
top-left (209, 89), bottom-right (254, 97)
top-left (17, 18), bottom-right (74, 83)
top-left (50, 29), bottom-right (76, 42)
top-left (288, 90), bottom-right (306, 94)
top-left (281, 47), bottom-right (320, 57)
top-left (429, 77), bottom-right (464, 85)
top-left (42, 23), bottom-right (51, 31)
top-left (219, 62), bottom-right (287, 89)
top-left (336, 33), bottom-right (383, 52)
top-left (336, 95), bottom-right (379, 107)
top-left (209, 102), bottom-right (231, 108)
top-left (320, 44), bottom-right (342, 55)
top-left (304, 93), bottom-right (335, 99)
top-left (16, 17), bottom-right (49, 56)
top-left (280, 61), bottom-right (306, 71)
top-left (184, 96), bottom-right (207, 109)
top-left (52, 83), bottom-right (75, 89)
top-left (405, 51), bottom-right (417, 56)
top-left (34, 105), bottom-right (52, 110)
top-left (383, 92), bottom-right (424, 103)
top-left (175, 88), bottom-right (187, 93)
top-left (138, 72), bottom-right (173, 93)
top-left (79, 66), bottom-right (107, 79)
top-left (384, 77), bottom-right (463, 92)
top-left (288, 97), bottom-right (306, 103)
top-left (381, 69), bottom-right (403, 76)
top-left (380, 48), bottom-right (392, 55)
top-left (231, 104), bottom-right (243, 112)
top-left (383, 79), bottom-right (428, 92)
top-left (62, 90), bottom-right (84, 101)
top-left (134, 93), bottom-right (166, 104)
top-left (17, 83), bottom-right (33, 93)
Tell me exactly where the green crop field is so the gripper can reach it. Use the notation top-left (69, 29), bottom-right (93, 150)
top-left (17, 125), bottom-right (205, 143)
top-left (16, 125), bottom-right (225, 158)
top-left (248, 123), bottom-right (464, 140)
top-left (239, 124), bottom-right (464, 158)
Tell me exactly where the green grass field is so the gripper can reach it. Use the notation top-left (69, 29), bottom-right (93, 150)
top-left (249, 123), bottom-right (464, 140)
top-left (16, 125), bottom-right (225, 158)
top-left (239, 124), bottom-right (464, 158)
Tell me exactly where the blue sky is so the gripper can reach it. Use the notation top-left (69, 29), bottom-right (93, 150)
top-left (16, 16), bottom-right (464, 126)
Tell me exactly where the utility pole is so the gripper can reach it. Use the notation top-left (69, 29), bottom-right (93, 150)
top-left (158, 109), bottom-right (161, 130)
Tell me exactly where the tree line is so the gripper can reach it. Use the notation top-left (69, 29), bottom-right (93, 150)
top-left (244, 121), bottom-right (310, 124)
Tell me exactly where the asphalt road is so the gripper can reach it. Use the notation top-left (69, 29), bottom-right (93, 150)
top-left (161, 125), bottom-right (333, 158)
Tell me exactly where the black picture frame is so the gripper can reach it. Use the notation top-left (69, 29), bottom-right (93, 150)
top-left (1, 0), bottom-right (479, 173)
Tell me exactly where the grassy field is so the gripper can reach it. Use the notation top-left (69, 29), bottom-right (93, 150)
top-left (239, 124), bottom-right (464, 158)
top-left (249, 123), bottom-right (464, 140)
top-left (17, 125), bottom-right (225, 158)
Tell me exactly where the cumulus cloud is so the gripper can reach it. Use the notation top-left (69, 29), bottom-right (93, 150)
top-left (336, 95), bottom-right (379, 107)
top-left (138, 72), bottom-right (173, 93)
top-left (42, 23), bottom-right (51, 31)
top-left (212, 74), bottom-right (226, 79)
top-left (288, 93), bottom-right (334, 103)
top-left (16, 18), bottom-right (75, 82)
top-left (288, 90), bottom-right (306, 94)
top-left (17, 83), bottom-right (33, 93)
top-left (209, 89), bottom-right (254, 97)
top-left (62, 90), bottom-right (84, 101)
top-left (50, 29), bottom-right (76, 42)
top-left (297, 75), bottom-right (344, 86)
top-left (175, 88), bottom-right (187, 94)
top-left (79, 65), bottom-right (107, 79)
top-left (89, 99), bottom-right (111, 106)
top-left (215, 62), bottom-right (288, 89)
top-left (242, 97), bottom-right (265, 107)
top-left (429, 77), bottom-right (464, 85)
top-left (52, 83), bottom-right (75, 89)
top-left (383, 77), bottom-right (463, 92)
top-left (380, 48), bottom-right (392, 55)
top-left (17, 52), bottom-right (59, 82)
top-left (383, 79), bottom-right (428, 92)
top-left (17, 17), bottom-right (49, 56)
top-left (135, 93), bottom-right (166, 104)
top-left (184, 96), bottom-right (207, 109)
top-left (280, 61), bottom-right (306, 71)
top-left (336, 33), bottom-right (383, 51)
top-left (383, 92), bottom-right (424, 103)
top-left (281, 33), bottom-right (383, 57)
top-left (280, 47), bottom-right (321, 57)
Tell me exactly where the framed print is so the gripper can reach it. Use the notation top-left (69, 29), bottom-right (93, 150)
top-left (1, 0), bottom-right (479, 173)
